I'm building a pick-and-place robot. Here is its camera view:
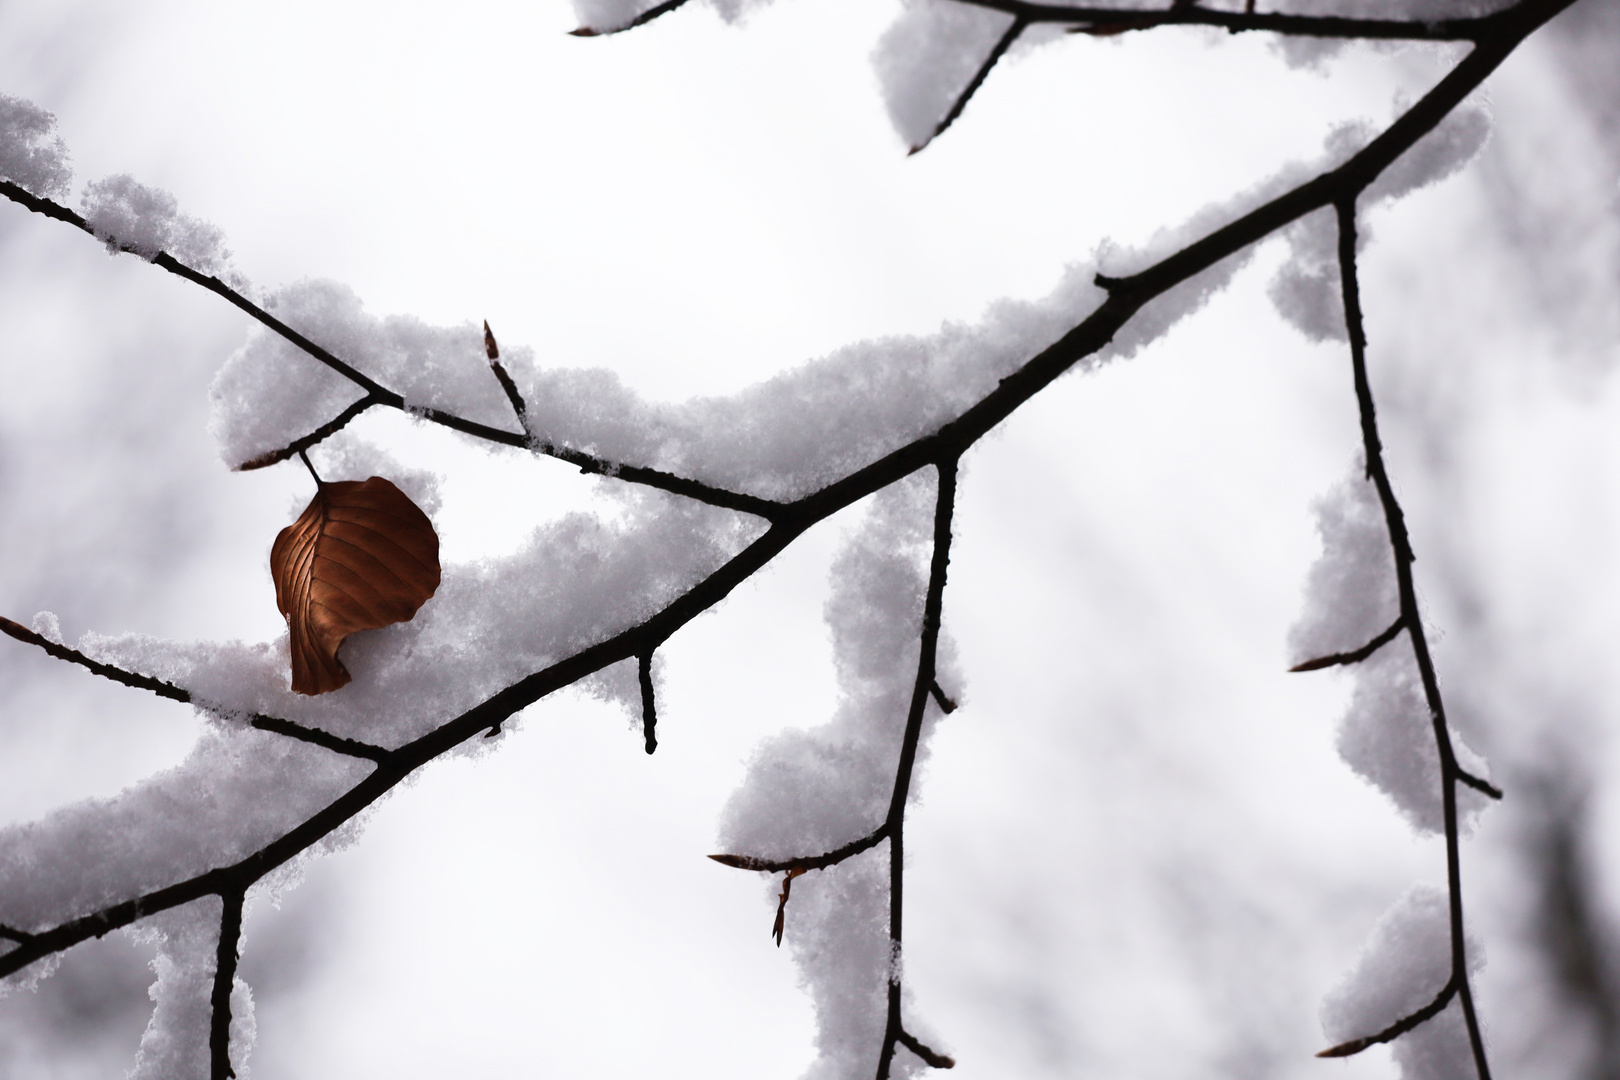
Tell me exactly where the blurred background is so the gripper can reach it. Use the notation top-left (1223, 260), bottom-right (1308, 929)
top-left (0, 0), bottom-right (1617, 1076)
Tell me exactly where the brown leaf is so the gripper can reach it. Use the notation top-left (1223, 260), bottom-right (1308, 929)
top-left (483, 320), bottom-right (499, 361)
top-left (270, 476), bottom-right (440, 695)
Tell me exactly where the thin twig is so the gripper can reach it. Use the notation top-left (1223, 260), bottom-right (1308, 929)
top-left (236, 397), bottom-right (376, 471)
top-left (0, 616), bottom-right (389, 762)
top-left (0, 923), bottom-right (32, 943)
top-left (1336, 197), bottom-right (1492, 1080)
top-left (1458, 769), bottom-right (1504, 800)
top-left (929, 680), bottom-right (958, 713)
top-left (0, 178), bottom-right (782, 520)
top-left (878, 458), bottom-right (959, 1080)
top-left (1316, 977), bottom-right (1458, 1058)
top-left (896, 1029), bottom-right (956, 1069)
top-left (709, 823), bottom-right (890, 875)
top-left (961, 0), bottom-right (1510, 41)
top-left (911, 16), bottom-right (1027, 155)
top-left (483, 320), bottom-right (532, 436)
top-left (1290, 616), bottom-right (1405, 671)
top-left (570, 0), bottom-right (693, 36)
top-left (210, 890), bottom-right (245, 1080)
top-left (639, 651), bottom-right (658, 755)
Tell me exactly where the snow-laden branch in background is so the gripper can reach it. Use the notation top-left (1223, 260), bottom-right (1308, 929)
top-left (713, 467), bottom-right (961, 1079)
top-left (571, 0), bottom-right (1516, 153)
top-left (0, 0), bottom-right (1579, 1074)
top-left (1284, 190), bottom-right (1506, 1078)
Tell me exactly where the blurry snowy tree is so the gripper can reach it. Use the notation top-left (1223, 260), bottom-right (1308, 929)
top-left (1, 0), bottom-right (1618, 1078)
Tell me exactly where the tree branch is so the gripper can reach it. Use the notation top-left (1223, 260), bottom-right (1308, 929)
top-left (570, 0), bottom-right (694, 36)
top-left (1290, 616), bottom-right (1405, 671)
top-left (911, 16), bottom-right (1027, 155)
top-left (1336, 196), bottom-right (1492, 1080)
top-left (1316, 977), bottom-right (1458, 1058)
top-left (235, 396), bottom-right (378, 472)
top-left (0, 615), bottom-right (389, 763)
top-left (210, 889), bottom-right (245, 1080)
top-left (639, 651), bottom-right (658, 755)
top-left (0, 178), bottom-right (784, 520)
top-left (958, 0), bottom-right (1514, 42)
top-left (896, 1028), bottom-right (956, 1069)
top-left (877, 457), bottom-right (959, 1080)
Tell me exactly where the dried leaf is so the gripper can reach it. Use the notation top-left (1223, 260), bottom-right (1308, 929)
top-left (483, 319), bottom-right (499, 360)
top-left (270, 476), bottom-right (440, 695)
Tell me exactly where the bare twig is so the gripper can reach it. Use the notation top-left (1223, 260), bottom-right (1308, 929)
top-left (1290, 616), bottom-right (1405, 671)
top-left (876, 457), bottom-right (959, 1080)
top-left (639, 651), bottom-right (658, 755)
top-left (1335, 195), bottom-right (1492, 1080)
top-left (210, 890), bottom-right (245, 1080)
top-left (483, 320), bottom-right (532, 436)
top-left (236, 396), bottom-right (377, 472)
top-left (570, 0), bottom-right (693, 36)
top-left (1317, 977), bottom-right (1458, 1058)
top-left (910, 16), bottom-right (1027, 155)
top-left (0, 615), bottom-right (390, 762)
top-left (0, 178), bottom-right (783, 520)
top-left (897, 1029), bottom-right (957, 1069)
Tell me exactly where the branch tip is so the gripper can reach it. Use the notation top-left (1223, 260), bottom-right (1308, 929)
top-left (639, 651), bottom-right (658, 754)
top-left (896, 1029), bottom-right (956, 1069)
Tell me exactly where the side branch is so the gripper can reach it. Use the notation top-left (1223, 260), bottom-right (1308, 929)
top-left (1336, 198), bottom-right (1492, 1080)
top-left (210, 890), bottom-right (245, 1080)
top-left (236, 396), bottom-right (378, 471)
top-left (709, 824), bottom-right (891, 875)
top-left (1317, 978), bottom-right (1458, 1058)
top-left (0, 616), bottom-right (389, 762)
top-left (1290, 617), bottom-right (1405, 671)
top-left (877, 457), bottom-right (960, 1080)
top-left (911, 16), bottom-right (1027, 155)
top-left (0, 178), bottom-right (783, 520)
top-left (897, 1029), bottom-right (956, 1070)
top-left (959, 0), bottom-right (1512, 41)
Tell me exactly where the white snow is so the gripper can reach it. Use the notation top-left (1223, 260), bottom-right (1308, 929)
top-left (126, 898), bottom-right (255, 1080)
top-left (1322, 884), bottom-right (1483, 1080)
top-left (0, 93), bottom-right (71, 199)
top-left (80, 174), bottom-right (239, 284)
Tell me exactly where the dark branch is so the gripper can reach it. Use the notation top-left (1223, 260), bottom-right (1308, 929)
top-left (929, 680), bottom-right (958, 713)
top-left (709, 823), bottom-right (890, 875)
top-left (0, 923), bottom-right (32, 944)
top-left (570, 0), bottom-right (693, 36)
top-left (878, 458), bottom-right (960, 1080)
top-left (1458, 769), bottom-right (1505, 800)
top-left (910, 16), bottom-right (1027, 155)
top-left (1317, 978), bottom-right (1458, 1058)
top-left (235, 396), bottom-right (376, 471)
top-left (484, 320), bottom-right (531, 435)
top-left (210, 890), bottom-right (245, 1080)
top-left (1336, 197), bottom-right (1492, 1080)
top-left (961, 0), bottom-right (1514, 41)
top-left (0, 178), bottom-right (784, 520)
top-left (1290, 617), bottom-right (1406, 671)
top-left (896, 1029), bottom-right (956, 1069)
top-left (639, 651), bottom-right (658, 755)
top-left (0, 616), bottom-right (389, 762)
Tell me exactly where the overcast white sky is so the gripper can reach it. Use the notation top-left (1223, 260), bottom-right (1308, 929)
top-left (2, 1), bottom-right (1619, 1078)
